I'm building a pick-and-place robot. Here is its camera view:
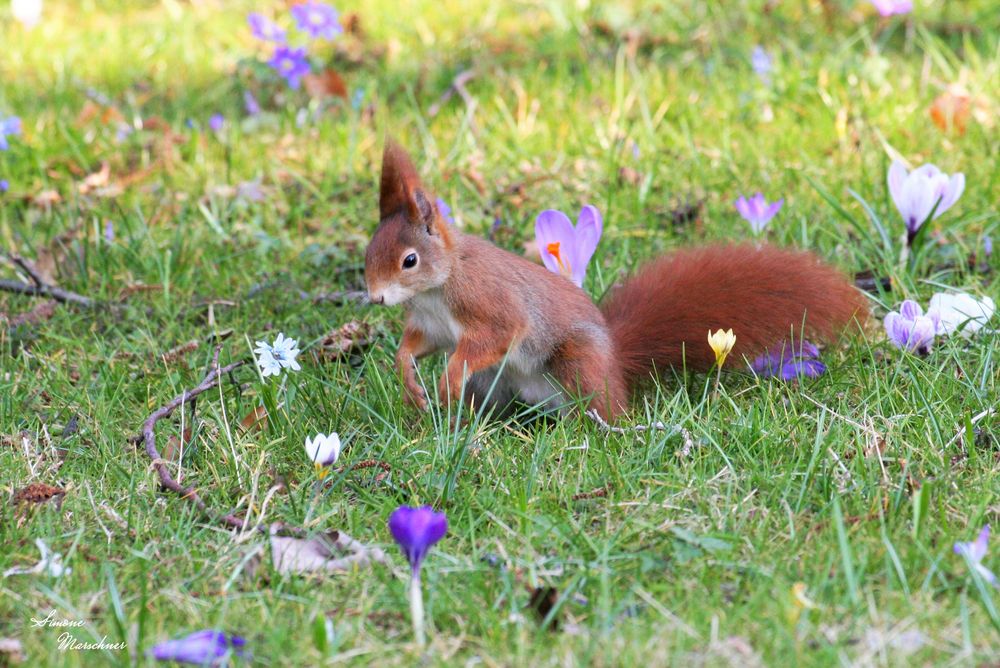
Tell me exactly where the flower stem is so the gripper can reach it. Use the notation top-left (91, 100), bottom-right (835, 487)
top-left (409, 572), bottom-right (426, 647)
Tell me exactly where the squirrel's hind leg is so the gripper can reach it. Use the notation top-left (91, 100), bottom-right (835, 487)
top-left (462, 368), bottom-right (516, 419)
top-left (549, 340), bottom-right (628, 421)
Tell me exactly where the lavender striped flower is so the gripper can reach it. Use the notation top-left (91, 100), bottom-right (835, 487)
top-left (535, 205), bottom-right (603, 287)
top-left (884, 299), bottom-right (940, 354)
top-left (954, 525), bottom-right (996, 586)
top-left (750, 340), bottom-right (826, 380)
top-left (888, 160), bottom-right (964, 244)
top-left (735, 192), bottom-right (783, 234)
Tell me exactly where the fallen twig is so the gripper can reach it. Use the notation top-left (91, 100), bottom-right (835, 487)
top-left (0, 279), bottom-right (95, 307)
top-left (585, 409), bottom-right (671, 434)
top-left (10, 254), bottom-right (48, 287)
top-left (139, 345), bottom-right (250, 530)
top-left (428, 69), bottom-right (477, 118)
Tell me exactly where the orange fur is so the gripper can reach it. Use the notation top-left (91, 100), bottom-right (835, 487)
top-left (601, 244), bottom-right (868, 379)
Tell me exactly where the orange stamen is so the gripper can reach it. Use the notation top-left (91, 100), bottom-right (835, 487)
top-left (545, 241), bottom-right (572, 277)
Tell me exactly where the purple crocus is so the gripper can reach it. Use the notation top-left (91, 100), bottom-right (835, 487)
top-left (291, 1), bottom-right (343, 40)
top-left (0, 116), bottom-right (22, 151)
top-left (149, 630), bottom-right (246, 665)
top-left (104, 220), bottom-right (114, 242)
top-left (436, 198), bottom-right (454, 224)
top-left (735, 192), bottom-right (783, 234)
top-left (268, 45), bottom-right (311, 90)
top-left (389, 505), bottom-right (447, 646)
top-left (0, 179), bottom-right (8, 193)
top-left (208, 114), bottom-right (224, 133)
top-left (751, 46), bottom-right (773, 84)
top-left (535, 205), bottom-right (603, 288)
top-left (870, 0), bottom-right (913, 17)
top-left (243, 91), bottom-right (261, 117)
top-left (884, 299), bottom-right (940, 354)
top-left (750, 340), bottom-right (826, 380)
top-left (954, 525), bottom-right (996, 586)
top-left (247, 13), bottom-right (286, 42)
top-left (389, 505), bottom-right (448, 574)
top-left (888, 160), bottom-right (964, 244)
top-left (984, 235), bottom-right (993, 258)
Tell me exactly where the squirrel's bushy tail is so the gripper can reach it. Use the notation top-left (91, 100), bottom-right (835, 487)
top-left (600, 244), bottom-right (867, 383)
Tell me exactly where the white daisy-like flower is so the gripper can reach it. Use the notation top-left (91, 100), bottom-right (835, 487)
top-left (305, 432), bottom-right (341, 478)
top-left (254, 332), bottom-right (301, 377)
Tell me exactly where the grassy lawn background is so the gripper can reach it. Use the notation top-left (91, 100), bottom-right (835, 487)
top-left (1, 0), bottom-right (998, 665)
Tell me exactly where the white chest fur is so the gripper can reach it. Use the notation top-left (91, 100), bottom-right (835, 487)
top-left (407, 290), bottom-right (464, 350)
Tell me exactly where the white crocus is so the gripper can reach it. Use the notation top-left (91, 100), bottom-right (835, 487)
top-left (928, 292), bottom-right (995, 338)
top-left (305, 432), bottom-right (341, 478)
top-left (254, 332), bottom-right (301, 377)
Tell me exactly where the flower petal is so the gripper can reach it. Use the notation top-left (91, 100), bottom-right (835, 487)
top-left (899, 300), bottom-right (923, 319)
top-left (572, 205), bottom-right (603, 286)
top-left (971, 525), bottom-right (991, 562)
top-left (764, 198), bottom-right (784, 220)
top-left (388, 505), bottom-right (448, 571)
top-left (734, 196), bottom-right (751, 220)
top-left (150, 630), bottom-right (246, 664)
top-left (534, 209), bottom-right (576, 278)
top-left (887, 160), bottom-right (908, 210)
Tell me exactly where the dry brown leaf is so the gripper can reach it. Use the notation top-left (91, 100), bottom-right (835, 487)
top-left (4, 300), bottom-right (58, 328)
top-left (77, 162), bottom-right (111, 194)
top-left (75, 100), bottom-right (124, 127)
top-left (618, 166), bottom-right (642, 186)
top-left (162, 427), bottom-right (193, 463)
top-left (303, 70), bottom-right (348, 99)
top-left (32, 190), bottom-right (62, 208)
top-left (160, 340), bottom-right (199, 365)
top-left (930, 88), bottom-right (971, 135)
top-left (239, 405), bottom-right (268, 433)
top-left (318, 321), bottom-right (375, 360)
top-left (12, 482), bottom-right (66, 507)
top-left (269, 524), bottom-right (387, 575)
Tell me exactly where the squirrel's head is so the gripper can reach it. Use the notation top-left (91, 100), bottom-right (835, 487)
top-left (365, 139), bottom-right (454, 306)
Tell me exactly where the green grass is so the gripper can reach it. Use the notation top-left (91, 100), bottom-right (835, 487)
top-left (1, 0), bottom-right (998, 665)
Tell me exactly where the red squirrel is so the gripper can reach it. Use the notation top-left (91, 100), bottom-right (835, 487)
top-left (364, 140), bottom-right (867, 420)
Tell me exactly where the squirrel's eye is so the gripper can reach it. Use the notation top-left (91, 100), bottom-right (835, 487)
top-left (402, 253), bottom-right (418, 269)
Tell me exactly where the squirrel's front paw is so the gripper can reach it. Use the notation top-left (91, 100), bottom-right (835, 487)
top-left (403, 388), bottom-right (429, 412)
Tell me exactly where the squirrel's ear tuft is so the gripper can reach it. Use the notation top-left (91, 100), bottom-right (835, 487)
top-left (379, 138), bottom-right (424, 220)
